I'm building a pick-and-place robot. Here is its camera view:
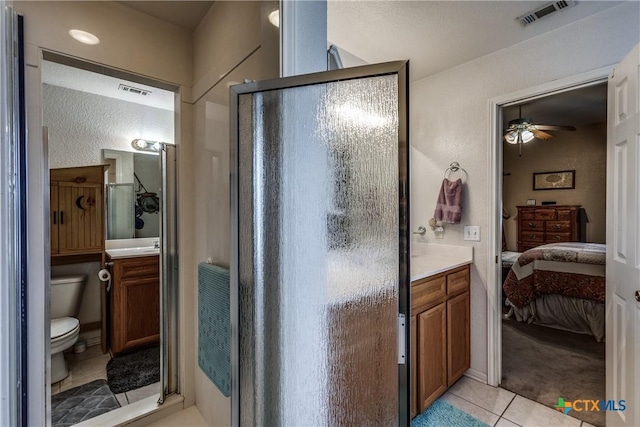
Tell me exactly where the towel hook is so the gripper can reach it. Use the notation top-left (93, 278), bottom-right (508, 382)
top-left (444, 162), bottom-right (468, 181)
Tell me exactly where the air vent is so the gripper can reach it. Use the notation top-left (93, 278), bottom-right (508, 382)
top-left (516, 0), bottom-right (576, 26)
top-left (118, 84), bottom-right (151, 96)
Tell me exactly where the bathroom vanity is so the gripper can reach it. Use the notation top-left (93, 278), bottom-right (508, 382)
top-left (410, 243), bottom-right (473, 417)
top-left (107, 252), bottom-right (160, 355)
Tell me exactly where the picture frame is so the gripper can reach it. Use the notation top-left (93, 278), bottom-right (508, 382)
top-left (533, 170), bottom-right (575, 191)
top-left (526, 199), bottom-right (536, 205)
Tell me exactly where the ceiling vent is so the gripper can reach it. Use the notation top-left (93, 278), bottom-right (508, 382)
top-left (118, 84), bottom-right (151, 96)
top-left (516, 0), bottom-right (576, 26)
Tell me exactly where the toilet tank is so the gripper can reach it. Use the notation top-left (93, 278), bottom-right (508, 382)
top-left (50, 274), bottom-right (87, 319)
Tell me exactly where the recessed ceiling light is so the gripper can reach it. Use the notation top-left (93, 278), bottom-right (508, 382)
top-left (68, 29), bottom-right (100, 45)
top-left (268, 10), bottom-right (279, 28)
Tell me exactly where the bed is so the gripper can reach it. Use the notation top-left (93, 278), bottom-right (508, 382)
top-left (502, 242), bottom-right (606, 341)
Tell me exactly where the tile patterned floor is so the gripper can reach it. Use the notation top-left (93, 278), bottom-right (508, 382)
top-left (442, 376), bottom-right (593, 427)
top-left (51, 345), bottom-right (160, 407)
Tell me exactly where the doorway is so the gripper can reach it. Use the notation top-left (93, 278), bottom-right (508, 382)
top-left (487, 66), bottom-right (614, 421)
top-left (40, 52), bottom-right (179, 426)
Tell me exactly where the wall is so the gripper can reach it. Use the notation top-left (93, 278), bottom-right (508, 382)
top-left (190, 2), bottom-right (278, 425)
top-left (410, 2), bottom-right (639, 380)
top-left (503, 122), bottom-right (607, 250)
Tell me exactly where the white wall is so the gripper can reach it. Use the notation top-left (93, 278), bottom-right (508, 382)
top-left (411, 2), bottom-right (639, 379)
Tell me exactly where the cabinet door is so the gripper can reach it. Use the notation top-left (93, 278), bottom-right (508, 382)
top-left (110, 257), bottom-right (160, 355)
top-left (57, 183), bottom-right (103, 254)
top-left (447, 291), bottom-right (470, 385)
top-left (418, 303), bottom-right (447, 412)
top-left (50, 185), bottom-right (59, 255)
top-left (411, 315), bottom-right (417, 418)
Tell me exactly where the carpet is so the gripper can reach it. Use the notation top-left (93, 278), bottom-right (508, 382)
top-left (52, 379), bottom-right (120, 427)
top-left (501, 319), bottom-right (605, 426)
top-left (412, 399), bottom-right (490, 427)
top-left (106, 346), bottom-right (160, 394)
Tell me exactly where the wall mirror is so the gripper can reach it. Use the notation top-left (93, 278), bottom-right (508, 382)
top-left (103, 149), bottom-right (160, 239)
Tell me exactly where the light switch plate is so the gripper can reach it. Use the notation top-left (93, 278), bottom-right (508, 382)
top-left (464, 225), bottom-right (481, 241)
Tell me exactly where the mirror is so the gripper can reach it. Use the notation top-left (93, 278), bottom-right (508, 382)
top-left (103, 149), bottom-right (160, 239)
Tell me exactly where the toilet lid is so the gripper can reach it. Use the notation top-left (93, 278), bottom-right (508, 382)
top-left (51, 317), bottom-right (79, 339)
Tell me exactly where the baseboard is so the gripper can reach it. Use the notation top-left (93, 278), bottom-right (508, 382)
top-left (78, 329), bottom-right (102, 348)
top-left (464, 368), bottom-right (488, 384)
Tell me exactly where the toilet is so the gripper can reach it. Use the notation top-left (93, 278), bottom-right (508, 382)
top-left (50, 274), bottom-right (86, 383)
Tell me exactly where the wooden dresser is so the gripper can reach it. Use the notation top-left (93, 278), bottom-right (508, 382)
top-left (516, 205), bottom-right (581, 252)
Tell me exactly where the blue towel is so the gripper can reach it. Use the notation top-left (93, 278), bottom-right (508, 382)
top-left (198, 262), bottom-right (230, 397)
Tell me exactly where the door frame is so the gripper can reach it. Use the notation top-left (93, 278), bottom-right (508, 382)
top-left (486, 65), bottom-right (613, 386)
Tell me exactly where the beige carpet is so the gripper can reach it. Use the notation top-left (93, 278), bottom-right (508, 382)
top-left (501, 319), bottom-right (605, 427)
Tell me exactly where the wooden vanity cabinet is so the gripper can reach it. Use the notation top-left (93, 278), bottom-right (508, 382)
top-left (50, 165), bottom-right (106, 256)
top-left (410, 264), bottom-right (470, 417)
top-left (109, 255), bottom-right (160, 355)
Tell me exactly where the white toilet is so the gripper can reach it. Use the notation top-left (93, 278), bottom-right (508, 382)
top-left (50, 274), bottom-right (86, 383)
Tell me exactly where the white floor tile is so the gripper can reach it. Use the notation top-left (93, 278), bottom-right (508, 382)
top-left (125, 381), bottom-right (161, 404)
top-left (440, 392), bottom-right (500, 426)
top-left (502, 395), bottom-right (581, 427)
top-left (146, 405), bottom-right (208, 427)
top-left (448, 376), bottom-right (515, 415)
top-left (495, 417), bottom-right (521, 427)
top-left (115, 392), bottom-right (128, 407)
top-left (581, 423), bottom-right (597, 427)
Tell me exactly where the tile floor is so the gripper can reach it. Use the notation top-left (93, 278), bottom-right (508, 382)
top-left (51, 345), bottom-right (160, 407)
top-left (442, 376), bottom-right (595, 427)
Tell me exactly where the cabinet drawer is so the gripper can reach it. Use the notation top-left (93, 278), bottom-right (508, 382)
top-left (534, 209), bottom-right (557, 220)
top-left (557, 210), bottom-right (574, 221)
top-left (446, 267), bottom-right (469, 295)
top-left (519, 210), bottom-right (535, 220)
top-left (545, 233), bottom-right (571, 243)
top-left (412, 275), bottom-right (446, 312)
top-left (520, 231), bottom-right (544, 242)
top-left (546, 221), bottom-right (571, 232)
top-left (116, 256), bottom-right (159, 279)
top-left (521, 220), bottom-right (544, 231)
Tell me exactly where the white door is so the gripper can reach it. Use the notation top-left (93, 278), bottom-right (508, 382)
top-left (606, 43), bottom-right (640, 427)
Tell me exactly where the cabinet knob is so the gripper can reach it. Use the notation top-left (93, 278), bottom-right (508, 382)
top-left (528, 222), bottom-right (536, 227)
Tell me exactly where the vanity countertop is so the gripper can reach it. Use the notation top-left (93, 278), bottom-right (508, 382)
top-left (411, 242), bottom-right (473, 281)
top-left (105, 238), bottom-right (159, 259)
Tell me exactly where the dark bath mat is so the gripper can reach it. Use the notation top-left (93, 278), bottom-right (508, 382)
top-left (106, 346), bottom-right (160, 394)
top-left (52, 379), bottom-right (120, 427)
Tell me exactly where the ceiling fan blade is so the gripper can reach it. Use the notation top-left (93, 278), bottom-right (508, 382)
top-left (534, 124), bottom-right (577, 131)
top-left (532, 129), bottom-right (554, 140)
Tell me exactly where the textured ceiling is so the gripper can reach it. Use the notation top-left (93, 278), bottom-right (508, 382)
top-left (328, 1), bottom-right (622, 81)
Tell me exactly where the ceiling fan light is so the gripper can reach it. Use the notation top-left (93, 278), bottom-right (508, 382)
top-left (521, 130), bottom-right (535, 143)
top-left (505, 131), bottom-right (518, 144)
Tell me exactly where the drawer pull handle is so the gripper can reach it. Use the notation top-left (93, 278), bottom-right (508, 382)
top-left (529, 234), bottom-right (536, 239)
top-left (553, 235), bottom-right (561, 240)
top-left (528, 222), bottom-right (536, 227)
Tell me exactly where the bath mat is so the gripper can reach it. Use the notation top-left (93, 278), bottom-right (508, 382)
top-left (106, 346), bottom-right (160, 394)
top-left (412, 399), bottom-right (490, 427)
top-left (52, 379), bottom-right (120, 427)
top-left (198, 262), bottom-right (230, 397)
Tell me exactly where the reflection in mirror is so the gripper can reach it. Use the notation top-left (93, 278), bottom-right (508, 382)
top-left (103, 149), bottom-right (160, 238)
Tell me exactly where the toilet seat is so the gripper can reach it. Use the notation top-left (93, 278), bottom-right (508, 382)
top-left (51, 317), bottom-right (80, 342)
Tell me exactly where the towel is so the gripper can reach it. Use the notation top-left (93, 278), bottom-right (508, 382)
top-left (434, 178), bottom-right (463, 224)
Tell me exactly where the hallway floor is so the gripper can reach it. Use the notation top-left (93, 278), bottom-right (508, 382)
top-left (51, 345), bottom-right (160, 407)
top-left (444, 376), bottom-right (596, 427)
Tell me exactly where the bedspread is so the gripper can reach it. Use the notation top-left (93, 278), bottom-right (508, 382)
top-left (503, 242), bottom-right (606, 307)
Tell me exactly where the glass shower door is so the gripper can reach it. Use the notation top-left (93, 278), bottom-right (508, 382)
top-left (231, 62), bottom-right (410, 426)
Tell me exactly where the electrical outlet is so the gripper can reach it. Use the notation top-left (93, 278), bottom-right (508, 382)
top-left (463, 225), bottom-right (481, 241)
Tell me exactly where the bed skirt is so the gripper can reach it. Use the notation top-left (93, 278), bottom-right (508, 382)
top-left (509, 294), bottom-right (605, 342)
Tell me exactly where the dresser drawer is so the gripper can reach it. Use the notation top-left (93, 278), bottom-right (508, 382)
top-left (520, 231), bottom-right (544, 243)
top-left (545, 233), bottom-right (571, 243)
top-left (557, 210), bottom-right (574, 221)
top-left (546, 221), bottom-right (571, 232)
top-left (521, 220), bottom-right (544, 231)
top-left (518, 242), bottom-right (540, 252)
top-left (412, 275), bottom-right (446, 312)
top-left (534, 209), bottom-right (557, 220)
top-left (446, 267), bottom-right (469, 295)
top-left (519, 210), bottom-right (535, 220)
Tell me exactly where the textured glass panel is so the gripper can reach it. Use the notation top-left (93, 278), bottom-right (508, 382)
top-left (106, 183), bottom-right (135, 239)
top-left (238, 75), bottom-right (400, 426)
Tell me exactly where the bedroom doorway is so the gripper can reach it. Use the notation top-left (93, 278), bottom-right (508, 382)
top-left (485, 66), bottom-right (613, 426)
top-left (498, 83), bottom-right (608, 427)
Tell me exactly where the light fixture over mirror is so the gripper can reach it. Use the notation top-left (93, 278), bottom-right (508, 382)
top-left (131, 139), bottom-right (165, 152)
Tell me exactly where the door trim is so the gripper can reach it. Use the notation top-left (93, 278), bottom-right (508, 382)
top-left (486, 65), bottom-right (613, 386)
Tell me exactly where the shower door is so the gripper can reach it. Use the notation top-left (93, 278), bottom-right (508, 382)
top-left (231, 61), bottom-right (410, 426)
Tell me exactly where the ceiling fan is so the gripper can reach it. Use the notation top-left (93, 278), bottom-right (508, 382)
top-left (504, 105), bottom-right (576, 155)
